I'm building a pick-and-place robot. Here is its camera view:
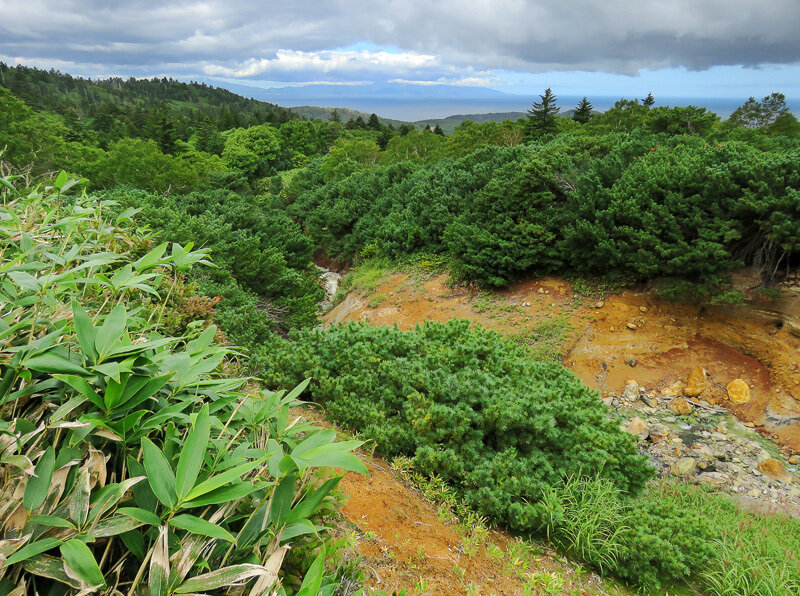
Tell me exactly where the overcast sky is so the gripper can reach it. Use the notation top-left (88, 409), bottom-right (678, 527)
top-left (1, 0), bottom-right (799, 97)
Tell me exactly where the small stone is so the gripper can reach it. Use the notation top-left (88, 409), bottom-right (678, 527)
top-left (640, 393), bottom-right (657, 408)
top-left (538, 287), bottom-right (546, 294)
top-left (595, 300), bottom-right (605, 309)
top-left (752, 469), bottom-right (762, 477)
top-left (626, 322), bottom-right (638, 330)
top-left (649, 424), bottom-right (670, 444)
top-left (601, 397), bottom-right (614, 408)
top-left (726, 379), bottom-right (752, 404)
top-left (698, 471), bottom-right (728, 486)
top-left (639, 306), bottom-right (648, 313)
top-left (609, 326), bottom-right (615, 332)
top-left (749, 488), bottom-right (761, 498)
top-left (626, 417), bottom-right (649, 439)
top-left (628, 359), bottom-right (637, 367)
top-left (622, 380), bottom-right (639, 401)
top-left (668, 397), bottom-right (694, 416)
top-left (789, 456), bottom-right (800, 465)
top-left (685, 367), bottom-right (707, 397)
top-left (758, 458), bottom-right (791, 482)
top-left (670, 458), bottom-right (697, 476)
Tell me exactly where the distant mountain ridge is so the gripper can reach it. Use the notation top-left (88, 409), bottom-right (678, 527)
top-left (290, 105), bottom-right (527, 133)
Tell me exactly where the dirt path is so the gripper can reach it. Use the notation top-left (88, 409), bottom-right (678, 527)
top-left (324, 272), bottom-right (800, 455)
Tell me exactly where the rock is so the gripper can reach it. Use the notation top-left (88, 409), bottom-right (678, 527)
top-left (789, 455), bottom-right (800, 465)
top-left (601, 397), bottom-right (614, 408)
top-left (628, 359), bottom-right (637, 367)
top-left (649, 424), bottom-right (670, 443)
top-left (712, 447), bottom-right (729, 461)
top-left (671, 458), bottom-right (698, 476)
top-left (595, 300), bottom-right (605, 309)
top-left (626, 417), bottom-right (649, 439)
top-left (692, 444), bottom-right (715, 459)
top-left (622, 380), bottom-right (639, 401)
top-left (698, 471), bottom-right (728, 486)
top-left (726, 379), bottom-right (752, 404)
top-left (758, 458), bottom-right (791, 482)
top-left (661, 380), bottom-right (684, 398)
top-left (685, 367), bottom-right (707, 397)
top-left (639, 306), bottom-right (648, 313)
top-left (668, 397), bottom-right (694, 416)
top-left (640, 393), bottom-right (657, 408)
top-left (626, 322), bottom-right (638, 330)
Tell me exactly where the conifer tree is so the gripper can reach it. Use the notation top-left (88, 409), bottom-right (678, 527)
top-left (526, 87), bottom-right (559, 139)
top-left (643, 92), bottom-right (655, 107)
top-left (572, 97), bottom-right (593, 124)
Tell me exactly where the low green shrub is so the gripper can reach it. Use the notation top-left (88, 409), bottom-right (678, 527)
top-left (263, 320), bottom-right (654, 534)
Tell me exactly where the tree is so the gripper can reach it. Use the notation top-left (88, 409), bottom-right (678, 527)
top-left (729, 93), bottom-right (789, 128)
top-left (367, 113), bottom-right (381, 130)
top-left (433, 124), bottom-right (445, 136)
top-left (572, 97), bottom-right (594, 124)
top-left (642, 92), bottom-right (655, 107)
top-left (525, 88), bottom-right (559, 139)
top-left (645, 106), bottom-right (718, 136)
top-left (329, 109), bottom-right (341, 122)
top-left (221, 124), bottom-right (281, 179)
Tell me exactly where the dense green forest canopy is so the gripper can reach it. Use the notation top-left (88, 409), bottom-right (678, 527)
top-left (2, 65), bottom-right (800, 352)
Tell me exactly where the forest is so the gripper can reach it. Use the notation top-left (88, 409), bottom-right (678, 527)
top-left (2, 64), bottom-right (800, 595)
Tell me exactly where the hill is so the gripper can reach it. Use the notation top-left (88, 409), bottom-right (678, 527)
top-left (0, 63), bottom-right (296, 133)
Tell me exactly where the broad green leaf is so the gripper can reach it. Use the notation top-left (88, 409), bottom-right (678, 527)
top-left (71, 299), bottom-right (97, 362)
top-left (24, 446), bottom-right (55, 511)
top-left (282, 519), bottom-right (321, 542)
top-left (87, 477), bottom-right (145, 524)
top-left (23, 353), bottom-right (87, 376)
top-left (29, 514), bottom-right (76, 529)
top-left (53, 170), bottom-right (68, 190)
top-left (117, 507), bottom-right (161, 527)
top-left (53, 375), bottom-right (104, 411)
top-left (5, 538), bottom-right (62, 566)
top-left (175, 404), bottom-right (210, 500)
top-left (60, 539), bottom-right (106, 588)
top-left (68, 468), bottom-right (90, 528)
top-left (94, 305), bottom-right (127, 361)
top-left (295, 552), bottom-right (324, 596)
top-left (133, 241), bottom-right (168, 271)
top-left (170, 514), bottom-right (234, 542)
top-left (183, 460), bottom-right (262, 503)
top-left (268, 472), bottom-right (296, 526)
top-left (174, 564), bottom-right (267, 594)
top-left (180, 481), bottom-right (260, 509)
top-left (115, 206), bottom-right (141, 225)
top-left (284, 476), bottom-right (342, 524)
top-left (22, 554), bottom-right (82, 589)
top-left (93, 362), bottom-right (123, 386)
top-left (92, 515), bottom-right (146, 538)
top-left (142, 438), bottom-right (177, 509)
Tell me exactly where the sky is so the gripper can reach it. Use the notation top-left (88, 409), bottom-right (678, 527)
top-left (1, 0), bottom-right (800, 100)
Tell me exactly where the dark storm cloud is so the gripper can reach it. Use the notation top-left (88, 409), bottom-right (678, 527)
top-left (1, 0), bottom-right (798, 80)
